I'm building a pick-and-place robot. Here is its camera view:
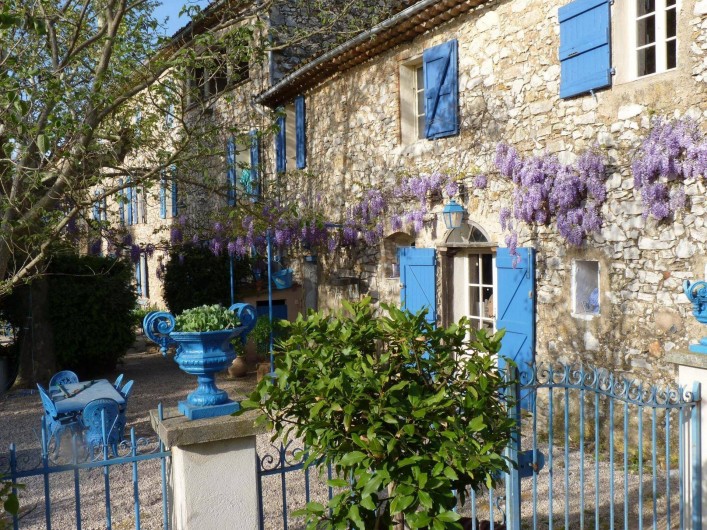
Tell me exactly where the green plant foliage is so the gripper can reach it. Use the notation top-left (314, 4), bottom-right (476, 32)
top-left (241, 298), bottom-right (516, 529)
top-left (163, 245), bottom-right (252, 315)
top-left (131, 304), bottom-right (160, 331)
top-left (249, 315), bottom-right (289, 356)
top-left (46, 254), bottom-right (136, 376)
top-left (1, 475), bottom-right (23, 529)
top-left (174, 305), bottom-right (240, 332)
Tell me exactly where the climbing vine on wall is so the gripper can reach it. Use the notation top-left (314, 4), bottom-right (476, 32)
top-left (495, 143), bottom-right (608, 253)
top-left (632, 116), bottom-right (707, 220)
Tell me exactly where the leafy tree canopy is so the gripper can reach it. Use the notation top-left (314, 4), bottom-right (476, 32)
top-left (0, 0), bottom-right (383, 299)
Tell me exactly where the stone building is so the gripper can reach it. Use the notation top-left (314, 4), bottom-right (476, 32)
top-left (247, 0), bottom-right (707, 383)
top-left (126, 0), bottom-right (707, 383)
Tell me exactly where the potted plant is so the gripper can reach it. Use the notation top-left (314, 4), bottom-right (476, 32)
top-left (143, 303), bottom-right (257, 419)
top-left (228, 340), bottom-right (248, 378)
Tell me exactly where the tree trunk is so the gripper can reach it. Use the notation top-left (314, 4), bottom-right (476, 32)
top-left (14, 280), bottom-right (56, 387)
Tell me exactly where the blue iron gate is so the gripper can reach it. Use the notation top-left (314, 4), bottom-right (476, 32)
top-left (1, 404), bottom-right (171, 530)
top-left (505, 363), bottom-right (701, 530)
top-left (257, 362), bottom-right (702, 530)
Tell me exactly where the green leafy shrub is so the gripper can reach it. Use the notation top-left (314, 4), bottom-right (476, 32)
top-left (163, 245), bottom-right (252, 315)
top-left (46, 254), bottom-right (136, 376)
top-left (242, 298), bottom-right (515, 529)
top-left (0, 475), bottom-right (21, 530)
top-left (249, 315), bottom-right (289, 356)
top-left (131, 304), bottom-right (160, 331)
top-left (174, 305), bottom-right (240, 332)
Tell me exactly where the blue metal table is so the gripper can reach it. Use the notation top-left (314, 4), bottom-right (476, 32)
top-left (50, 379), bottom-right (125, 416)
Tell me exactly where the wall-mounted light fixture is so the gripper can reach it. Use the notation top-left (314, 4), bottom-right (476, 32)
top-left (442, 199), bottom-right (465, 230)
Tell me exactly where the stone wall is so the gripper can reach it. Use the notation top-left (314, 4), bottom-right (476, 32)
top-left (273, 0), bottom-right (707, 384)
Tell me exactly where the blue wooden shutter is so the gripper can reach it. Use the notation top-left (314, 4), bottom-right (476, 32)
top-left (135, 261), bottom-right (142, 297)
top-left (423, 40), bottom-right (459, 139)
top-left (295, 96), bottom-right (306, 169)
top-left (226, 136), bottom-right (236, 206)
top-left (101, 197), bottom-right (107, 221)
top-left (131, 183), bottom-right (138, 225)
top-left (126, 178), bottom-right (133, 226)
top-left (399, 247), bottom-right (436, 325)
top-left (496, 247), bottom-right (536, 408)
top-left (171, 166), bottom-right (178, 217)
top-left (159, 172), bottom-right (167, 219)
top-left (250, 129), bottom-right (260, 199)
top-left (92, 191), bottom-right (100, 221)
top-left (559, 0), bottom-right (611, 99)
top-left (118, 179), bottom-right (125, 225)
top-left (275, 112), bottom-right (286, 173)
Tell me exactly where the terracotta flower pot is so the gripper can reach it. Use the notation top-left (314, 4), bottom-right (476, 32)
top-left (229, 356), bottom-right (248, 378)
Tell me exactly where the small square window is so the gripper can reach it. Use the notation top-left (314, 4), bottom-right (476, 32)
top-left (573, 260), bottom-right (600, 316)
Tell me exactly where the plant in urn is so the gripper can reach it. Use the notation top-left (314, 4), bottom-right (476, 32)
top-left (143, 303), bottom-right (257, 419)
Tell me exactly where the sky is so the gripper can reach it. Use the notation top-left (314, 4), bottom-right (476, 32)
top-left (152, 1), bottom-right (210, 36)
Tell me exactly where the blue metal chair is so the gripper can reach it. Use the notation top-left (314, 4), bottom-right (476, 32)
top-left (120, 380), bottom-right (134, 401)
top-left (113, 374), bottom-right (124, 390)
top-left (49, 370), bottom-right (79, 388)
top-left (81, 398), bottom-right (124, 457)
top-left (36, 384), bottom-right (81, 453)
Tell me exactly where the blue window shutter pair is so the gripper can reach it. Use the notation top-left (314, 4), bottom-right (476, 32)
top-left (171, 166), bottom-right (178, 217)
top-left (159, 172), bottom-right (167, 219)
top-left (275, 113), bottom-right (286, 173)
top-left (250, 130), bottom-right (260, 198)
top-left (226, 137), bottom-right (236, 206)
top-left (423, 40), bottom-right (459, 139)
top-left (295, 96), bottom-right (306, 169)
top-left (496, 247), bottom-right (536, 410)
top-left (559, 0), bottom-right (612, 99)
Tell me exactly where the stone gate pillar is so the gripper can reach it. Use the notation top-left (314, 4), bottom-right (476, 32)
top-left (667, 351), bottom-right (706, 530)
top-left (151, 408), bottom-right (267, 530)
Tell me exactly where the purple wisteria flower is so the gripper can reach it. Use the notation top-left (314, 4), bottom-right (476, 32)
top-left (632, 116), bottom-right (707, 219)
top-left (444, 180), bottom-right (459, 198)
top-left (130, 244), bottom-right (141, 263)
top-left (170, 227), bottom-right (183, 244)
top-left (473, 174), bottom-right (487, 189)
top-left (495, 144), bottom-right (608, 248)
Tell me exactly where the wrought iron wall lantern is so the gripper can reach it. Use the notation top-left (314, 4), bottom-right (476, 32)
top-left (442, 199), bottom-right (465, 230)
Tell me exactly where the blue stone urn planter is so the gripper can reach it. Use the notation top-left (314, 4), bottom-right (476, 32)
top-left (143, 303), bottom-right (257, 420)
top-left (684, 280), bottom-right (707, 354)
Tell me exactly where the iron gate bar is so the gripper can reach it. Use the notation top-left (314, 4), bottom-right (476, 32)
top-left (691, 381), bottom-right (702, 530)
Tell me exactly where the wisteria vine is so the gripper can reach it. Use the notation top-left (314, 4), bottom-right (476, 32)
top-left (88, 168), bottom-right (491, 271)
top-left (495, 143), bottom-right (608, 252)
top-left (632, 116), bottom-right (707, 220)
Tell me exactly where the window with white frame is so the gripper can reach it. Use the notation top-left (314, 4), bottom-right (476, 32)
top-left (452, 254), bottom-right (495, 331)
top-left (467, 253), bottom-right (495, 332)
top-left (573, 260), bottom-right (600, 316)
top-left (400, 59), bottom-right (424, 144)
top-left (413, 65), bottom-right (426, 140)
top-left (635, 0), bottom-right (677, 77)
